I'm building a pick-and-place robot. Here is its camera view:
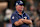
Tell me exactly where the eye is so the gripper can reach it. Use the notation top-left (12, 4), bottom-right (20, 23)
top-left (20, 5), bottom-right (23, 6)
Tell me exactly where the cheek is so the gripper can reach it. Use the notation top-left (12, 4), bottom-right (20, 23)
top-left (18, 6), bottom-right (21, 8)
top-left (16, 6), bottom-right (21, 10)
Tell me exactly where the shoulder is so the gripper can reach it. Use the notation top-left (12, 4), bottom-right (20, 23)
top-left (11, 11), bottom-right (17, 17)
top-left (11, 11), bottom-right (17, 19)
top-left (25, 13), bottom-right (30, 18)
top-left (12, 11), bottom-right (17, 15)
top-left (25, 13), bottom-right (30, 19)
top-left (25, 13), bottom-right (29, 16)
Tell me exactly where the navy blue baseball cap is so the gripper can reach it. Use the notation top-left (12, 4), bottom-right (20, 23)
top-left (15, 1), bottom-right (24, 6)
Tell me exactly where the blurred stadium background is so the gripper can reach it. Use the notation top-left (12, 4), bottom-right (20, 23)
top-left (0, 0), bottom-right (40, 27)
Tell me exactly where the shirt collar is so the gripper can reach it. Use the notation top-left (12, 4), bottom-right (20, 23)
top-left (16, 10), bottom-right (25, 15)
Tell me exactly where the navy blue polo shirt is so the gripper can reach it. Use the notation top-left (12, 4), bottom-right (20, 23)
top-left (11, 11), bottom-right (30, 27)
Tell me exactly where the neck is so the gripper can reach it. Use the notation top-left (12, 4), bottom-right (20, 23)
top-left (17, 10), bottom-right (22, 15)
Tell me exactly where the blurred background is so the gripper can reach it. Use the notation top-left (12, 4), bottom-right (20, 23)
top-left (0, 0), bottom-right (40, 27)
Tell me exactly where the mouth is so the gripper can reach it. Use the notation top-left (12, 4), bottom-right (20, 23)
top-left (20, 10), bottom-right (23, 12)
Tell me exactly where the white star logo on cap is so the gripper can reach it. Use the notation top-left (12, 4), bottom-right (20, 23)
top-left (16, 3), bottom-right (18, 5)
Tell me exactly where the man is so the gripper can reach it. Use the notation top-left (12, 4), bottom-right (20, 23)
top-left (11, 0), bottom-right (32, 27)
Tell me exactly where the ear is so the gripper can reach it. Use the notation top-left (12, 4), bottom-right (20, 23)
top-left (15, 5), bottom-right (17, 8)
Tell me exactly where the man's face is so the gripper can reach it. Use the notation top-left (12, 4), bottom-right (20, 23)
top-left (16, 5), bottom-right (24, 12)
